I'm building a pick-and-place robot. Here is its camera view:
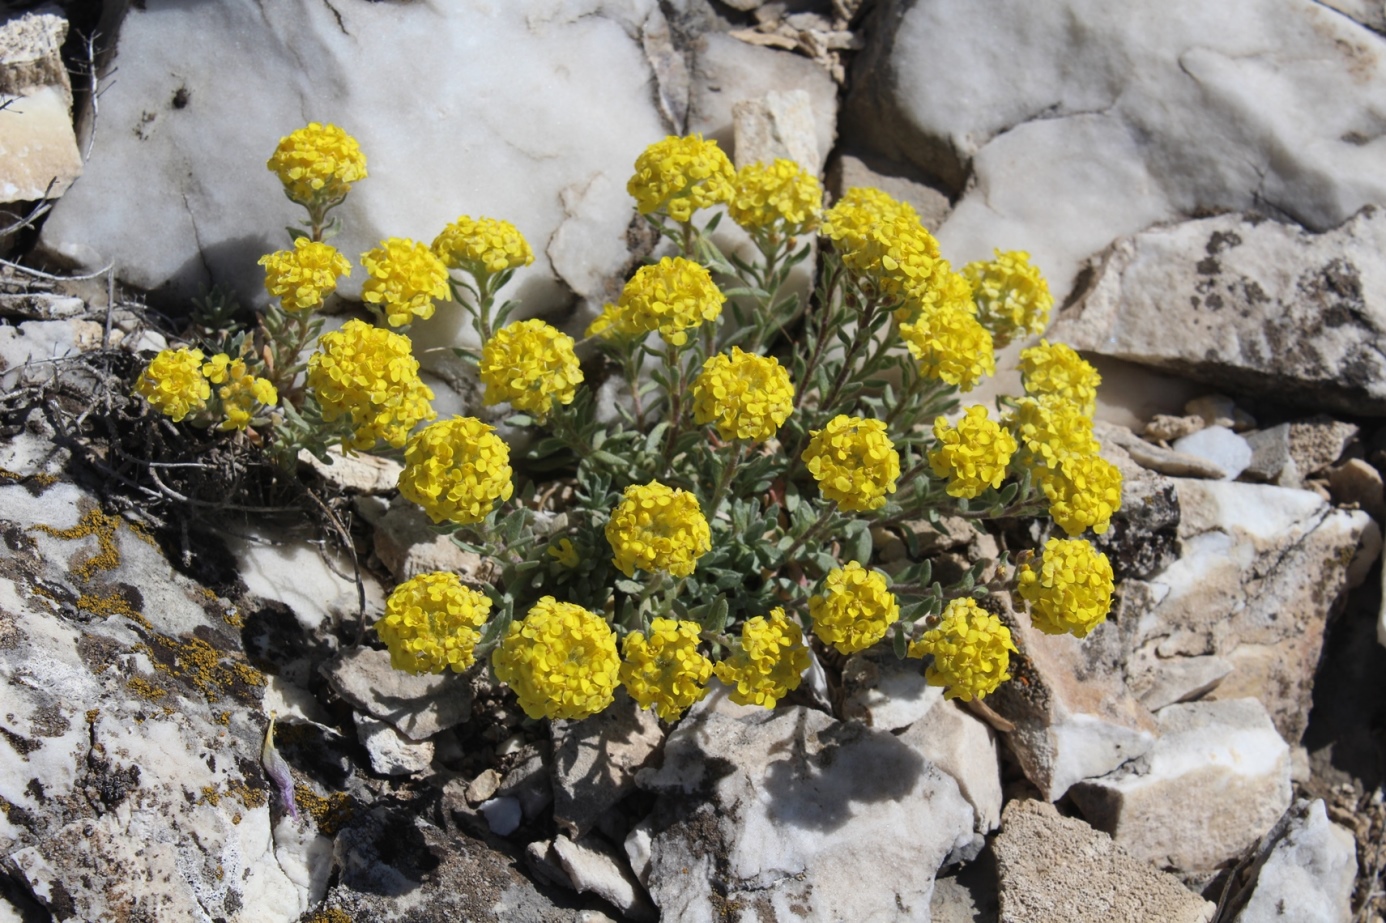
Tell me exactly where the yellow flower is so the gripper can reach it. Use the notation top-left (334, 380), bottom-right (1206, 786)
top-left (821, 188), bottom-right (939, 299)
top-left (1040, 453), bottom-right (1123, 537)
top-left (1006, 395), bottom-right (1100, 475)
top-left (605, 481), bottom-right (711, 578)
top-left (908, 598), bottom-right (1016, 702)
top-left (548, 538), bottom-right (580, 568)
top-left (713, 607), bottom-right (810, 708)
top-left (1017, 538), bottom-right (1114, 639)
top-left (929, 406), bottom-right (1018, 499)
top-left (361, 238), bottom-right (451, 328)
top-left (377, 572), bottom-right (492, 674)
top-left (595, 256), bottom-right (725, 347)
top-left (808, 562), bottom-right (900, 655)
top-left (628, 134), bottom-right (735, 223)
top-left (894, 260), bottom-right (974, 323)
top-left (202, 354), bottom-right (278, 431)
top-left (306, 319), bottom-right (436, 450)
top-left (266, 122), bottom-right (367, 208)
top-left (492, 597), bottom-right (620, 720)
top-left (1019, 339), bottom-right (1100, 417)
top-left (432, 216), bottom-right (534, 278)
top-left (963, 249), bottom-right (1054, 348)
top-left (397, 417), bottom-right (514, 525)
top-left (802, 415), bottom-right (901, 512)
top-left (479, 319), bottom-right (583, 422)
top-left (259, 238), bottom-right (351, 313)
top-left (690, 347), bottom-right (795, 443)
top-left (620, 618), bottom-right (713, 721)
top-left (899, 306), bottom-right (997, 392)
top-left (584, 301), bottom-right (629, 340)
top-left (135, 347), bottom-right (211, 422)
top-left (728, 159), bottom-right (822, 235)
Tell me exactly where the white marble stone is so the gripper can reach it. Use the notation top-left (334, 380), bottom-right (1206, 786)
top-left (1172, 425), bottom-right (1254, 480)
top-left (1232, 799), bottom-right (1357, 923)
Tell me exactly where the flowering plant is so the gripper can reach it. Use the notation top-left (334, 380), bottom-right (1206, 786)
top-left (134, 126), bottom-right (1123, 722)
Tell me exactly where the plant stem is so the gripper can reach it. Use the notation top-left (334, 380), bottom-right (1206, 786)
top-left (704, 439), bottom-right (743, 520)
top-left (777, 501), bottom-right (837, 570)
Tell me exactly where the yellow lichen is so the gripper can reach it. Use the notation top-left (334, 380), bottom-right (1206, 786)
top-left (32, 508), bottom-right (123, 580)
top-left (295, 786), bottom-right (354, 836)
top-left (126, 676), bottom-right (168, 701)
top-left (76, 591), bottom-right (152, 629)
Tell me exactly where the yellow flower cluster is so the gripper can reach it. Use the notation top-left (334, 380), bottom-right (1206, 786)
top-left (259, 238), bottom-right (351, 313)
top-left (432, 216), bottom-right (534, 277)
top-left (266, 122), bottom-right (367, 207)
top-left (361, 238), bottom-right (451, 328)
top-left (628, 134), bottom-right (735, 224)
top-left (713, 607), bottom-right (810, 708)
top-left (492, 597), bottom-right (620, 720)
top-left (821, 188), bottom-right (940, 300)
top-left (620, 618), bottom-right (713, 721)
top-left (802, 415), bottom-right (901, 512)
top-left (1040, 453), bottom-right (1124, 537)
top-left (963, 250), bottom-right (1054, 347)
top-left (203, 354), bottom-right (278, 431)
top-left (690, 347), bottom-right (795, 443)
top-left (479, 319), bottom-right (583, 422)
top-left (548, 538), bottom-right (580, 568)
top-left (899, 307), bottom-right (996, 392)
top-left (588, 256), bottom-right (725, 347)
top-left (1007, 396), bottom-right (1100, 473)
top-left (306, 319), bottom-right (436, 450)
top-left (929, 406), bottom-right (1017, 499)
top-left (895, 261), bottom-right (974, 323)
top-left (728, 159), bottom-right (822, 236)
top-left (1019, 339), bottom-right (1101, 417)
top-left (135, 347), bottom-right (211, 422)
top-left (397, 417), bottom-right (514, 525)
top-left (908, 598), bottom-right (1016, 702)
top-left (376, 572), bottom-right (492, 674)
top-left (1017, 538), bottom-right (1114, 638)
top-left (605, 481), bottom-right (711, 578)
top-left (808, 562), bottom-right (900, 655)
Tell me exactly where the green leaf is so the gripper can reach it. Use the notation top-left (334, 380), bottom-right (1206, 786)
top-left (614, 579), bottom-right (645, 595)
top-left (892, 622), bottom-right (908, 659)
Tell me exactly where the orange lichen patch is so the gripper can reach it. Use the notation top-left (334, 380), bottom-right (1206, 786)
top-left (0, 468), bottom-right (58, 487)
top-left (124, 519), bottom-right (159, 548)
top-left (295, 786), bottom-right (354, 836)
top-left (143, 634), bottom-right (265, 705)
top-left (126, 676), bottom-right (168, 701)
top-left (32, 508), bottom-right (123, 580)
top-left (200, 785), bottom-right (222, 807)
top-left (222, 608), bottom-right (244, 628)
top-left (75, 591), bottom-right (152, 629)
top-left (215, 711), bottom-right (231, 726)
top-left (307, 909), bottom-right (353, 923)
top-left (228, 779), bottom-right (267, 809)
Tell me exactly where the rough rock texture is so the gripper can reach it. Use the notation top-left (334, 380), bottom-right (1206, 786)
top-left (1091, 435), bottom-right (1184, 581)
top-left (551, 833), bottom-right (657, 922)
top-left (1227, 799), bottom-right (1357, 923)
top-left (322, 646), bottom-right (474, 742)
top-left (993, 800), bottom-right (1216, 923)
top-left (0, 479), bottom-right (328, 920)
top-left (550, 691), bottom-right (663, 839)
top-left (840, 647), bottom-right (942, 731)
top-left (898, 698), bottom-right (1003, 833)
top-left (632, 688), bottom-right (975, 922)
top-left (0, 12), bottom-right (83, 202)
top-left (987, 594), bottom-right (1158, 802)
top-left (1070, 698), bottom-right (1292, 874)
top-left (1121, 478), bottom-right (1368, 743)
top-left (846, 0), bottom-right (1386, 302)
top-left (1050, 210), bottom-right (1386, 414)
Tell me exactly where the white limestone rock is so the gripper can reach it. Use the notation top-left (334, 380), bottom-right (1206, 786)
top-left (551, 834), bottom-right (657, 922)
top-left (846, 0), bottom-right (1386, 304)
top-left (1069, 698), bottom-right (1292, 875)
top-left (993, 800), bottom-right (1216, 923)
top-left (840, 648), bottom-right (942, 731)
top-left (1050, 210), bottom-right (1386, 414)
top-left (1122, 478), bottom-right (1368, 743)
top-left (321, 645), bottom-right (474, 742)
top-left (355, 713), bottom-right (434, 777)
top-left (1171, 425), bottom-right (1254, 479)
top-left (0, 12), bottom-right (83, 203)
top-left (38, 0), bottom-right (670, 325)
top-left (550, 690), bottom-right (663, 839)
top-left (898, 699), bottom-right (1003, 833)
top-left (231, 528), bottom-right (384, 635)
top-left (1229, 799), bottom-right (1358, 923)
top-left (633, 687), bottom-right (975, 921)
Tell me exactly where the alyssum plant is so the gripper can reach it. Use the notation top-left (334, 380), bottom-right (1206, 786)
top-left (135, 123), bottom-right (1122, 723)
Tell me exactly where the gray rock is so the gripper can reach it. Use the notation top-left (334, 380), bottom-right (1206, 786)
top-left (634, 688), bottom-right (975, 921)
top-left (840, 648), bottom-right (941, 731)
top-left (1228, 799), bottom-right (1357, 923)
top-left (1171, 425), bottom-right (1254, 479)
top-left (321, 646), bottom-right (474, 741)
top-left (0, 12), bottom-right (83, 203)
top-left (498, 751), bottom-right (554, 821)
top-left (1329, 457), bottom-right (1386, 521)
top-left (1051, 210), bottom-right (1386, 415)
top-left (299, 446), bottom-right (403, 495)
top-left (899, 699), bottom-right (1003, 833)
top-left (1288, 416), bottom-right (1361, 479)
top-left (354, 713), bottom-right (434, 777)
top-left (1129, 654), bottom-right (1234, 712)
top-left (1070, 699), bottom-right (1292, 875)
top-left (551, 690), bottom-right (663, 839)
top-left (988, 593), bottom-right (1158, 801)
top-left (1122, 478), bottom-right (1368, 743)
top-left (359, 495), bottom-right (497, 583)
top-left (827, 151), bottom-right (952, 231)
top-left (993, 800), bottom-right (1216, 923)
top-left (551, 834), bottom-right (657, 922)
top-left (1243, 424), bottom-right (1295, 484)
top-left (1097, 420), bottom-right (1227, 479)
top-left (478, 796), bottom-right (523, 837)
top-left (1143, 413), bottom-right (1205, 442)
top-left (1185, 394), bottom-right (1255, 432)
top-left (732, 88), bottom-right (820, 169)
top-left (1091, 436), bottom-right (1183, 580)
